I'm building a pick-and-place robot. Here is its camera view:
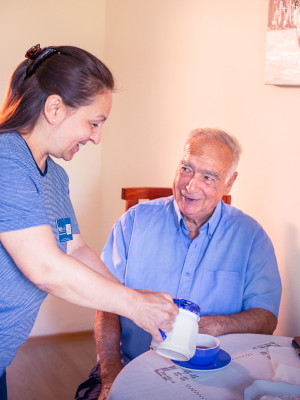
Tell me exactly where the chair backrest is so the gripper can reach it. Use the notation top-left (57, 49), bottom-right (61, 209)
top-left (121, 187), bottom-right (231, 211)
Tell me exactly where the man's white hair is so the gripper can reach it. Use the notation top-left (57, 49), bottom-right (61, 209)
top-left (186, 128), bottom-right (242, 182)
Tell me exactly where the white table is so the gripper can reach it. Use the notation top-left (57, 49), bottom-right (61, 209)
top-left (107, 334), bottom-right (300, 400)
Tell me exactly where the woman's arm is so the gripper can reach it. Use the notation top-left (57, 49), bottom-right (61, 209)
top-left (0, 225), bottom-right (177, 342)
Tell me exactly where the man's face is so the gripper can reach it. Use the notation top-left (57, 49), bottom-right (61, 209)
top-left (173, 137), bottom-right (237, 226)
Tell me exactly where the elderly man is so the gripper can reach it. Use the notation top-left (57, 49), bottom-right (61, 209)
top-left (75, 128), bottom-right (282, 400)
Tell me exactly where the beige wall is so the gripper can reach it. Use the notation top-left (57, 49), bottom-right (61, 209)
top-left (101, 0), bottom-right (300, 337)
top-left (1, 0), bottom-right (299, 337)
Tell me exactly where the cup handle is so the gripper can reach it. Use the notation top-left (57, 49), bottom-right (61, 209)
top-left (159, 329), bottom-right (167, 341)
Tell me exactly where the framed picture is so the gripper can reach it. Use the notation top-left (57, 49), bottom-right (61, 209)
top-left (265, 0), bottom-right (300, 85)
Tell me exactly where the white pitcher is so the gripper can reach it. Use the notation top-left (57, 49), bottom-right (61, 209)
top-left (151, 298), bottom-right (201, 361)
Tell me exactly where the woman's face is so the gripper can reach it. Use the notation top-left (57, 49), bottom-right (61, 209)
top-left (50, 91), bottom-right (112, 161)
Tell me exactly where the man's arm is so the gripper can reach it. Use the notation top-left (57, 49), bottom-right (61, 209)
top-left (95, 311), bottom-right (123, 400)
top-left (198, 308), bottom-right (277, 336)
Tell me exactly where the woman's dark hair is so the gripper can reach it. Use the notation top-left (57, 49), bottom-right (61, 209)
top-left (0, 45), bottom-right (114, 134)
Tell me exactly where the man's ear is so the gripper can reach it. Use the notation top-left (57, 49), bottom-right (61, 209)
top-left (44, 95), bottom-right (65, 125)
top-left (224, 171), bottom-right (238, 195)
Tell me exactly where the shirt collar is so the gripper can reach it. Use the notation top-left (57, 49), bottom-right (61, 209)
top-left (19, 133), bottom-right (48, 176)
top-left (172, 198), bottom-right (223, 239)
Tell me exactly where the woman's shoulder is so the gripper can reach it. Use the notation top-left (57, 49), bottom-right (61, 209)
top-left (0, 132), bottom-right (34, 168)
top-left (0, 132), bottom-right (26, 151)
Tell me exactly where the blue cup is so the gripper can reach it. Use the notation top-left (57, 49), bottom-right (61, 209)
top-left (188, 334), bottom-right (220, 366)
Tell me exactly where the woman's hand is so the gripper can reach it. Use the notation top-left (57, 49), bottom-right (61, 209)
top-left (130, 289), bottom-right (178, 343)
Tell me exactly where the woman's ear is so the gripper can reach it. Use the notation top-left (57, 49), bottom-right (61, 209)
top-left (44, 95), bottom-right (65, 125)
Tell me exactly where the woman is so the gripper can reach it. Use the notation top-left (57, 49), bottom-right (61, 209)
top-left (0, 44), bottom-right (177, 399)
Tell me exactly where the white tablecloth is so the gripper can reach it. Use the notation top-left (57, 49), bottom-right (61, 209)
top-left (107, 334), bottom-right (300, 400)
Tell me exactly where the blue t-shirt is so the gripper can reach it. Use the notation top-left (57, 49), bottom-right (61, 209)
top-left (101, 197), bottom-right (282, 365)
top-left (0, 132), bottom-right (80, 375)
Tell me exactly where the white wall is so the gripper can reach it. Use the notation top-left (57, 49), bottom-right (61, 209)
top-left (0, 0), bottom-right (299, 337)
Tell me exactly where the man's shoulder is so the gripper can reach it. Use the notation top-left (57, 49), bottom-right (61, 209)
top-left (120, 196), bottom-right (174, 226)
top-left (221, 203), bottom-right (265, 235)
top-left (133, 195), bottom-right (174, 215)
top-left (139, 195), bottom-right (174, 207)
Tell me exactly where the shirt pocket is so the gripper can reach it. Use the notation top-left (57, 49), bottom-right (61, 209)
top-left (198, 269), bottom-right (242, 315)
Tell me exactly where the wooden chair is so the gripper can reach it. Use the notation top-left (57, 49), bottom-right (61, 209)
top-left (121, 187), bottom-right (231, 211)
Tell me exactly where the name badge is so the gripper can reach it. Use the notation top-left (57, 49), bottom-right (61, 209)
top-left (56, 217), bottom-right (73, 243)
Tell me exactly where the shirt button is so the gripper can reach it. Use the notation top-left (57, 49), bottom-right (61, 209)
top-left (185, 272), bottom-right (191, 277)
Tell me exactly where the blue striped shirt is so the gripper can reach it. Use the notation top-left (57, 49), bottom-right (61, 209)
top-left (0, 132), bottom-right (79, 374)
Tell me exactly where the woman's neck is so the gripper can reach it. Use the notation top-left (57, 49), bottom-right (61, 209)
top-left (20, 130), bottom-right (48, 173)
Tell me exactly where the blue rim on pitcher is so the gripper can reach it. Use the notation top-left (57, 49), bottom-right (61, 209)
top-left (159, 298), bottom-right (201, 341)
top-left (173, 298), bottom-right (201, 318)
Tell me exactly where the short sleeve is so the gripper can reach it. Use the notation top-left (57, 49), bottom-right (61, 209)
top-left (0, 151), bottom-right (48, 232)
top-left (101, 208), bottom-right (136, 284)
top-left (242, 227), bottom-right (282, 317)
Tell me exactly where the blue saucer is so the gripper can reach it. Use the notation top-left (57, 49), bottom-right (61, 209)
top-left (171, 349), bottom-right (231, 371)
